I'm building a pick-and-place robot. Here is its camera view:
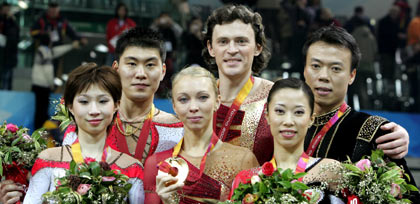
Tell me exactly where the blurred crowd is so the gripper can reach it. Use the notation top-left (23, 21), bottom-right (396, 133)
top-left (0, 0), bottom-right (420, 130)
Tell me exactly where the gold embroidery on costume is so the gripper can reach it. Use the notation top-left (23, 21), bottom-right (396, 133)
top-left (357, 116), bottom-right (387, 142)
top-left (313, 106), bottom-right (342, 126)
top-left (313, 107), bottom-right (351, 157)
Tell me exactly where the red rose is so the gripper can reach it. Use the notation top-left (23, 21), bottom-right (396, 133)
top-left (6, 123), bottom-right (18, 133)
top-left (261, 162), bottom-right (275, 176)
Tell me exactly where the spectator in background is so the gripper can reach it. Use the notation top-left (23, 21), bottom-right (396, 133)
top-left (105, 3), bottom-right (136, 66)
top-left (289, 0), bottom-right (311, 77)
top-left (277, 0), bottom-right (294, 61)
top-left (0, 2), bottom-right (19, 90)
top-left (406, 1), bottom-right (420, 64)
top-left (377, 5), bottom-right (403, 82)
top-left (31, 34), bottom-right (79, 129)
top-left (394, 0), bottom-right (412, 46)
top-left (31, 2), bottom-right (87, 79)
top-left (306, 0), bottom-right (321, 22)
top-left (310, 7), bottom-right (341, 32)
top-left (344, 6), bottom-right (373, 34)
top-left (150, 12), bottom-right (182, 97)
top-left (406, 2), bottom-right (420, 111)
top-left (350, 23), bottom-right (377, 110)
top-left (181, 16), bottom-right (205, 67)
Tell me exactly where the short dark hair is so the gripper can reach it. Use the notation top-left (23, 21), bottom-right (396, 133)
top-left (48, 2), bottom-right (59, 8)
top-left (302, 25), bottom-right (361, 71)
top-left (64, 63), bottom-right (122, 123)
top-left (202, 4), bottom-right (271, 74)
top-left (114, 3), bottom-right (128, 19)
top-left (115, 27), bottom-right (166, 63)
top-left (355, 6), bottom-right (364, 14)
top-left (267, 78), bottom-right (315, 115)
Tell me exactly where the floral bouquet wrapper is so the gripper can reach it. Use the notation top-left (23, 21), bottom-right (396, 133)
top-left (336, 149), bottom-right (419, 204)
top-left (0, 123), bottom-right (48, 203)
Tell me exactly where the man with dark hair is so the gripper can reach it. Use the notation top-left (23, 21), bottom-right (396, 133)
top-left (344, 5), bottom-right (373, 34)
top-left (0, 2), bottom-right (19, 90)
top-left (302, 25), bottom-right (419, 202)
top-left (62, 27), bottom-right (183, 165)
top-left (203, 4), bottom-right (273, 164)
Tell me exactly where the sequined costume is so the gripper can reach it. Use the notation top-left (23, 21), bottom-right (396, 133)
top-left (63, 108), bottom-right (184, 164)
top-left (24, 146), bottom-right (144, 204)
top-left (143, 142), bottom-right (259, 203)
top-left (304, 105), bottom-right (420, 202)
top-left (215, 77), bottom-right (273, 165)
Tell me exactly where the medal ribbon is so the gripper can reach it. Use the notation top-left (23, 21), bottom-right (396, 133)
top-left (217, 76), bottom-right (254, 141)
top-left (270, 152), bottom-right (310, 182)
top-left (115, 104), bottom-right (155, 160)
top-left (71, 138), bottom-right (110, 163)
top-left (172, 132), bottom-right (219, 183)
top-left (305, 102), bottom-right (348, 156)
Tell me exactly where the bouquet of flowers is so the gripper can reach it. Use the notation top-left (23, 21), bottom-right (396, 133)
top-left (336, 149), bottom-right (419, 204)
top-left (51, 98), bottom-right (72, 132)
top-left (220, 162), bottom-right (321, 204)
top-left (42, 159), bottom-right (133, 203)
top-left (0, 122), bottom-right (47, 190)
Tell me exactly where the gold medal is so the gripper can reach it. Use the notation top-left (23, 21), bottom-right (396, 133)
top-left (158, 157), bottom-right (189, 186)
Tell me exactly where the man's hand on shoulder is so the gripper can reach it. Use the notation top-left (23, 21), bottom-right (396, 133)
top-left (376, 122), bottom-right (409, 159)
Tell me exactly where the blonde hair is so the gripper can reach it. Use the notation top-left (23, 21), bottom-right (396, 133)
top-left (171, 66), bottom-right (218, 99)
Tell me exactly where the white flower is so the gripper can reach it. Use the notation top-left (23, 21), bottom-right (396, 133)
top-left (250, 175), bottom-right (261, 185)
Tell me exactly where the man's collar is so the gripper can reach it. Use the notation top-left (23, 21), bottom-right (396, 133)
top-left (313, 105), bottom-right (351, 126)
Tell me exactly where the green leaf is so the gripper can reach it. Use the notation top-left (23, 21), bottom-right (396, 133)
top-left (379, 169), bottom-right (399, 181)
top-left (282, 169), bottom-right (293, 180)
top-left (293, 172), bottom-right (306, 179)
top-left (11, 136), bottom-right (21, 146)
top-left (279, 181), bottom-right (291, 188)
top-left (343, 163), bottom-right (363, 174)
top-left (70, 160), bottom-right (77, 174)
top-left (89, 162), bottom-right (101, 176)
top-left (406, 184), bottom-right (419, 191)
top-left (80, 171), bottom-right (92, 178)
top-left (291, 182), bottom-right (308, 190)
top-left (4, 152), bottom-right (10, 164)
top-left (258, 181), bottom-right (267, 194)
top-left (0, 156), bottom-right (3, 176)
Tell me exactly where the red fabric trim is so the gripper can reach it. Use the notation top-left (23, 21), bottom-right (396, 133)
top-left (215, 104), bottom-right (245, 142)
top-left (110, 163), bottom-right (144, 180)
top-left (62, 124), bottom-right (76, 143)
top-left (31, 158), bottom-right (69, 176)
top-left (152, 121), bottom-right (184, 128)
